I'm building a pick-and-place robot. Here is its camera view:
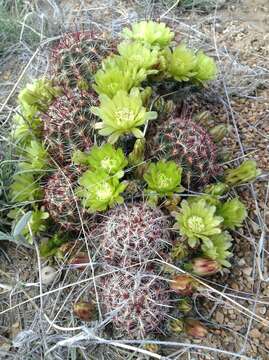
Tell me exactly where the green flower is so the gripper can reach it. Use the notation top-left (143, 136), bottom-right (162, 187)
top-left (204, 182), bottom-right (229, 196)
top-left (19, 140), bottom-right (49, 172)
top-left (82, 144), bottom-right (127, 178)
top-left (93, 66), bottom-right (135, 98)
top-left (173, 199), bottom-right (223, 247)
top-left (201, 232), bottom-right (233, 267)
top-left (77, 170), bottom-right (127, 212)
top-left (224, 160), bottom-right (261, 186)
top-left (122, 21), bottom-right (174, 48)
top-left (193, 51), bottom-right (217, 83)
top-left (166, 44), bottom-right (197, 81)
top-left (10, 172), bottom-right (43, 202)
top-left (117, 41), bottom-right (159, 72)
top-left (91, 88), bottom-right (157, 144)
top-left (18, 78), bottom-right (60, 113)
top-left (144, 160), bottom-right (183, 197)
top-left (12, 113), bottom-right (42, 146)
top-left (216, 198), bottom-right (247, 230)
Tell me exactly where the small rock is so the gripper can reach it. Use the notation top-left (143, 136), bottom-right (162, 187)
top-left (258, 307), bottom-right (267, 315)
top-left (41, 266), bottom-right (58, 285)
top-left (215, 311), bottom-right (224, 323)
top-left (243, 267), bottom-right (252, 276)
top-left (249, 328), bottom-right (261, 338)
top-left (265, 339), bottom-right (269, 350)
top-left (238, 259), bottom-right (246, 266)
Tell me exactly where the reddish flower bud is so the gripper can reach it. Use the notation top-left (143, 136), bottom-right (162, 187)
top-left (73, 301), bottom-right (95, 321)
top-left (170, 274), bottom-right (197, 296)
top-left (184, 319), bottom-right (208, 338)
top-left (191, 257), bottom-right (220, 276)
top-left (69, 252), bottom-right (90, 271)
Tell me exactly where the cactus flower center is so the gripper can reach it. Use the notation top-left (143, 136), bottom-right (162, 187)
top-left (158, 174), bottom-right (171, 188)
top-left (101, 157), bottom-right (117, 173)
top-left (116, 108), bottom-right (135, 127)
top-left (187, 216), bottom-right (205, 233)
top-left (96, 183), bottom-right (113, 201)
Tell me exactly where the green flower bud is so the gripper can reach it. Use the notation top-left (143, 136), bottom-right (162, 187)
top-left (224, 160), bottom-right (261, 186)
top-left (216, 198), bottom-right (247, 230)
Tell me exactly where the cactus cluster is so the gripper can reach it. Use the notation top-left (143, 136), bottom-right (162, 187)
top-left (7, 20), bottom-right (262, 344)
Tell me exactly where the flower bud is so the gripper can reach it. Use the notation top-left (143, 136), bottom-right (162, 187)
top-left (184, 319), bottom-right (208, 338)
top-left (178, 298), bottom-right (192, 313)
top-left (171, 242), bottom-right (189, 260)
top-left (224, 160), bottom-right (261, 186)
top-left (191, 257), bottom-right (220, 276)
top-left (73, 301), bottom-right (95, 321)
top-left (143, 343), bottom-right (160, 353)
top-left (69, 252), bottom-right (90, 271)
top-left (170, 274), bottom-right (197, 295)
top-left (168, 318), bottom-right (184, 334)
top-left (209, 124), bottom-right (230, 142)
top-left (204, 182), bottom-right (229, 196)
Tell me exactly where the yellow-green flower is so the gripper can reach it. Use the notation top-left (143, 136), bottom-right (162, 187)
top-left (193, 51), bottom-right (217, 83)
top-left (144, 160), bottom-right (183, 197)
top-left (91, 88), bottom-right (157, 144)
top-left (166, 44), bottom-right (197, 81)
top-left (9, 172), bottom-right (43, 202)
top-left (76, 144), bottom-right (127, 178)
top-left (122, 21), bottom-right (174, 48)
top-left (93, 66), bottom-right (134, 98)
top-left (117, 41), bottom-right (159, 72)
top-left (201, 232), bottom-right (233, 267)
top-left (19, 140), bottom-right (48, 172)
top-left (216, 198), bottom-right (247, 230)
top-left (224, 160), bottom-right (261, 186)
top-left (77, 170), bottom-right (127, 213)
top-left (173, 199), bottom-right (223, 247)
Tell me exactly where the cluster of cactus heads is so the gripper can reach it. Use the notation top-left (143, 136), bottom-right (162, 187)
top-left (51, 31), bottom-right (115, 89)
top-left (43, 88), bottom-right (98, 164)
top-left (99, 269), bottom-right (170, 338)
top-left (8, 20), bottom-right (262, 345)
top-left (96, 203), bottom-right (171, 265)
top-left (148, 116), bottom-right (221, 189)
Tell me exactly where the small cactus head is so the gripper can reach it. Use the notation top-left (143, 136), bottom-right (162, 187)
top-left (99, 270), bottom-right (170, 338)
top-left (43, 167), bottom-right (87, 231)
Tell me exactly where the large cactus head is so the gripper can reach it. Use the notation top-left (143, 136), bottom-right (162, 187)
top-left (99, 270), bottom-right (170, 338)
top-left (96, 202), bottom-right (171, 266)
top-left (43, 88), bottom-right (98, 165)
top-left (148, 116), bottom-right (221, 189)
top-left (51, 31), bottom-right (115, 90)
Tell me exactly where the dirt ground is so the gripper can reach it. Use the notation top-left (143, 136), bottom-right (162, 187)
top-left (0, 0), bottom-right (268, 359)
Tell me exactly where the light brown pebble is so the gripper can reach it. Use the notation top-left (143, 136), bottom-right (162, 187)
top-left (215, 311), bottom-right (224, 323)
top-left (249, 328), bottom-right (261, 338)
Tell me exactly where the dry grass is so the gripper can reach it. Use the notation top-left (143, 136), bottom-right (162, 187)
top-left (0, 0), bottom-right (268, 359)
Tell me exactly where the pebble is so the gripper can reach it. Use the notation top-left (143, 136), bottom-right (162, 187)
top-left (249, 328), bottom-right (261, 338)
top-left (41, 266), bottom-right (58, 285)
top-left (243, 267), bottom-right (252, 276)
top-left (215, 311), bottom-right (224, 323)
